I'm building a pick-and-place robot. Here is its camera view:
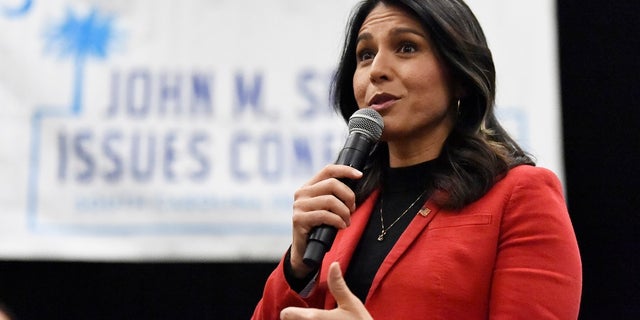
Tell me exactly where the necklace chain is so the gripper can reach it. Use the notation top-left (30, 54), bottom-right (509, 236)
top-left (377, 189), bottom-right (427, 241)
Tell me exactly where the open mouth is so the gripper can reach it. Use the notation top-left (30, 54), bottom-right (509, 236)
top-left (368, 92), bottom-right (399, 108)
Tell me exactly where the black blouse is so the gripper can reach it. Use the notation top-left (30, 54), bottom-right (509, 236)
top-left (343, 159), bottom-right (437, 303)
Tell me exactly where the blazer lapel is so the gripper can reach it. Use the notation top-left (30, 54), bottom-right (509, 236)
top-left (322, 190), bottom-right (380, 309)
top-left (366, 198), bottom-right (440, 301)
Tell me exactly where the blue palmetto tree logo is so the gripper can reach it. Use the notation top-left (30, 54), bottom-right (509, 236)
top-left (28, 7), bottom-right (119, 230)
top-left (44, 7), bottom-right (116, 113)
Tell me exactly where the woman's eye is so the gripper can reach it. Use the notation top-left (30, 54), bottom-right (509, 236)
top-left (398, 43), bottom-right (417, 53)
top-left (358, 50), bottom-right (375, 61)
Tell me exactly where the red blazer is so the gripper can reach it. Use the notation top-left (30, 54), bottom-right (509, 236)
top-left (252, 165), bottom-right (582, 319)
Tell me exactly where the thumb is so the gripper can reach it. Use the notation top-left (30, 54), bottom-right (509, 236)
top-left (327, 261), bottom-right (357, 307)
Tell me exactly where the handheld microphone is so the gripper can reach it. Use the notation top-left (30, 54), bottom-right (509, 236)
top-left (302, 108), bottom-right (384, 268)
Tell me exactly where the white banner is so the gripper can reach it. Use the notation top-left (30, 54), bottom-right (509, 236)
top-left (0, 0), bottom-right (562, 261)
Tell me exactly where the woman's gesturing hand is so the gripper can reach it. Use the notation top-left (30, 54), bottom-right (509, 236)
top-left (280, 262), bottom-right (373, 320)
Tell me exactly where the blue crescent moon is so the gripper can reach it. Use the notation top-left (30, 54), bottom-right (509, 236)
top-left (3, 0), bottom-right (33, 18)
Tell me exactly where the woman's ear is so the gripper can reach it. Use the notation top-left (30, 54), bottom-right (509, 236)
top-left (454, 82), bottom-right (468, 100)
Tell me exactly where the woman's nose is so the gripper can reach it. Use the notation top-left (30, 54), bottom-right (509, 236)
top-left (369, 51), bottom-right (392, 83)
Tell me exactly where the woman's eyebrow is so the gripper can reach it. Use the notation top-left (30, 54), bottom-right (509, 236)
top-left (390, 27), bottom-right (426, 39)
top-left (356, 27), bottom-right (426, 45)
top-left (356, 32), bottom-right (373, 45)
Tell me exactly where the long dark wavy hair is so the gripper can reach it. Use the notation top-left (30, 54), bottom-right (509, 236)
top-left (331, 0), bottom-right (534, 210)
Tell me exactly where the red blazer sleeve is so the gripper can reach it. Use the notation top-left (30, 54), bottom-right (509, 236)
top-left (251, 255), bottom-right (326, 320)
top-left (488, 166), bottom-right (582, 318)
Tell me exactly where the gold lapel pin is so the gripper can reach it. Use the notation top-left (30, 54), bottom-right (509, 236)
top-left (418, 207), bottom-right (431, 217)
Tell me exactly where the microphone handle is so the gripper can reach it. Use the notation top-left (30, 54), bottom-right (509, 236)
top-left (302, 133), bottom-right (373, 268)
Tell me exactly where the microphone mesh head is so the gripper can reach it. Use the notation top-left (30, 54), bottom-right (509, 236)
top-left (348, 108), bottom-right (384, 141)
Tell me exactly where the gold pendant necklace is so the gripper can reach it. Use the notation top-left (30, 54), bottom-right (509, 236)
top-left (377, 189), bottom-right (427, 241)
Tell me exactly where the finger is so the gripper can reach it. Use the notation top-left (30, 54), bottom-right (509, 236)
top-left (303, 164), bottom-right (363, 187)
top-left (327, 261), bottom-right (357, 308)
top-left (293, 195), bottom-right (352, 227)
top-left (295, 178), bottom-right (359, 216)
top-left (280, 306), bottom-right (316, 320)
top-left (280, 306), bottom-right (346, 320)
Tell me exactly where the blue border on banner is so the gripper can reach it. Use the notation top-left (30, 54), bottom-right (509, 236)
top-left (27, 109), bottom-right (293, 236)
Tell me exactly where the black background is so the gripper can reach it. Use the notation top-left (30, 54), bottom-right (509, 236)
top-left (1, 1), bottom-right (638, 319)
